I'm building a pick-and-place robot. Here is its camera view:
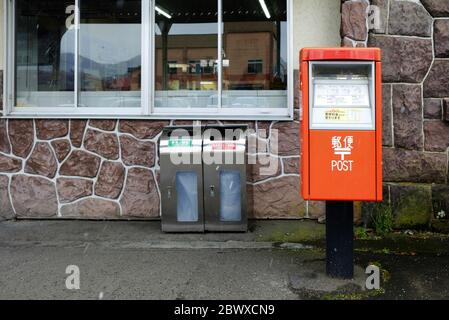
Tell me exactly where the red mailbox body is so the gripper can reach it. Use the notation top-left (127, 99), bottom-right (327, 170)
top-left (300, 48), bottom-right (383, 202)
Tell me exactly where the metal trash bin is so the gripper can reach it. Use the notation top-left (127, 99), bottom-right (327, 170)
top-left (203, 125), bottom-right (248, 232)
top-left (160, 126), bottom-right (205, 233)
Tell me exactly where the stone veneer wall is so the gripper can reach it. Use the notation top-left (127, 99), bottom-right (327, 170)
top-left (0, 109), bottom-right (325, 220)
top-left (342, 0), bottom-right (449, 232)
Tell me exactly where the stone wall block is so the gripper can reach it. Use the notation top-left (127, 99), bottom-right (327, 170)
top-left (119, 120), bottom-right (169, 140)
top-left (51, 139), bottom-right (71, 163)
top-left (89, 120), bottom-right (117, 131)
top-left (0, 175), bottom-right (14, 220)
top-left (341, 1), bottom-right (369, 41)
top-left (388, 1), bottom-right (433, 37)
top-left (120, 168), bottom-right (160, 218)
top-left (35, 120), bottom-right (69, 140)
top-left (25, 142), bottom-right (58, 178)
top-left (247, 155), bottom-right (282, 183)
top-left (431, 185), bottom-right (449, 233)
top-left (421, 0), bottom-right (449, 17)
top-left (248, 134), bottom-right (269, 155)
top-left (383, 148), bottom-right (447, 184)
top-left (270, 121), bottom-right (300, 156)
top-left (61, 198), bottom-right (120, 219)
top-left (70, 120), bottom-right (87, 148)
top-left (84, 129), bottom-right (120, 160)
top-left (368, 35), bottom-right (433, 83)
top-left (382, 84), bottom-right (393, 147)
top-left (392, 85), bottom-right (423, 150)
top-left (10, 175), bottom-right (58, 218)
top-left (390, 184), bottom-right (433, 229)
top-left (424, 99), bottom-right (443, 120)
top-left (8, 120), bottom-right (34, 158)
top-left (95, 162), bottom-right (125, 199)
top-left (424, 121), bottom-right (449, 152)
top-left (0, 154), bottom-right (22, 173)
top-left (0, 120), bottom-right (10, 153)
top-left (282, 157), bottom-right (300, 175)
top-left (60, 150), bottom-right (101, 178)
top-left (248, 176), bottom-right (306, 219)
top-left (120, 135), bottom-right (155, 168)
top-left (370, 0), bottom-right (389, 34)
top-left (424, 61), bottom-right (449, 98)
top-left (57, 178), bottom-right (93, 203)
top-left (434, 20), bottom-right (449, 58)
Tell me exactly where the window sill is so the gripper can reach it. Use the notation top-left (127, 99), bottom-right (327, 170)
top-left (3, 110), bottom-right (294, 121)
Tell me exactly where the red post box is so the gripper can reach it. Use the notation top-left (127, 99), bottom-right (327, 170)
top-left (300, 48), bottom-right (383, 202)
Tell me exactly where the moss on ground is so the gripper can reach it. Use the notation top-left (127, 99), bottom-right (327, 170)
top-left (255, 220), bottom-right (325, 243)
top-left (322, 288), bottom-right (386, 301)
top-left (253, 220), bottom-right (449, 256)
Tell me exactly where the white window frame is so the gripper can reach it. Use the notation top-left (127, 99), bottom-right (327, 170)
top-left (3, 0), bottom-right (294, 120)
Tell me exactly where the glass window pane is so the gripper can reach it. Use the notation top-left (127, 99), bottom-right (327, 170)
top-left (155, 0), bottom-right (218, 109)
top-left (222, 0), bottom-right (287, 108)
top-left (79, 0), bottom-right (142, 108)
top-left (15, 0), bottom-right (75, 108)
top-left (220, 171), bottom-right (241, 222)
top-left (176, 172), bottom-right (199, 222)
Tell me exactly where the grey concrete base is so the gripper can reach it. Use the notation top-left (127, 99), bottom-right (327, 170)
top-left (289, 262), bottom-right (367, 299)
top-left (0, 220), bottom-right (321, 300)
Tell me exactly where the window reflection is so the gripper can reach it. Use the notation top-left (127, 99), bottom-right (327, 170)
top-left (13, 0), bottom-right (289, 112)
top-left (154, 0), bottom-right (288, 110)
top-left (222, 0), bottom-right (287, 108)
top-left (79, 0), bottom-right (142, 108)
top-left (155, 0), bottom-right (218, 108)
top-left (15, 0), bottom-right (75, 108)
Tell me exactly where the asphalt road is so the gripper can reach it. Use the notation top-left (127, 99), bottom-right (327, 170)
top-left (356, 253), bottom-right (449, 300)
top-left (0, 221), bottom-right (448, 300)
top-left (0, 245), bottom-right (305, 300)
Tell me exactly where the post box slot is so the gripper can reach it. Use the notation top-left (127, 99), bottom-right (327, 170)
top-left (309, 62), bottom-right (375, 131)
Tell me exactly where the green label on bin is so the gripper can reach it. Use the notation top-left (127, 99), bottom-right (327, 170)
top-left (168, 138), bottom-right (193, 148)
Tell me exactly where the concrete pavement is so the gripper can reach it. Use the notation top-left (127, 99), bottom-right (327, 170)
top-left (0, 220), bottom-right (448, 300)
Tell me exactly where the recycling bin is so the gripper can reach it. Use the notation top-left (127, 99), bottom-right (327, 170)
top-left (160, 126), bottom-right (205, 233)
top-left (203, 125), bottom-right (248, 232)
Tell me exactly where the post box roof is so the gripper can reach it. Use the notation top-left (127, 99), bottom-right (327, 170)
top-left (300, 48), bottom-right (381, 62)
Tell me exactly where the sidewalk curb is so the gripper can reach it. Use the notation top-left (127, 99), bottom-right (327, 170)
top-left (0, 240), bottom-right (314, 251)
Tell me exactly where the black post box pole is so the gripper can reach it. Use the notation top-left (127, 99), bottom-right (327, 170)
top-left (326, 201), bottom-right (354, 279)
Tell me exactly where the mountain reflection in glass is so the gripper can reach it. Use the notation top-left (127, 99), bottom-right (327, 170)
top-left (79, 0), bottom-right (142, 108)
top-left (15, 0), bottom-right (75, 108)
top-left (14, 0), bottom-right (142, 109)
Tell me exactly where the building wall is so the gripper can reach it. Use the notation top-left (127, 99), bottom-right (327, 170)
top-left (293, 0), bottom-right (341, 69)
top-left (1, 1), bottom-right (446, 232)
top-left (342, 0), bottom-right (449, 232)
top-left (0, 1), bottom-right (342, 221)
